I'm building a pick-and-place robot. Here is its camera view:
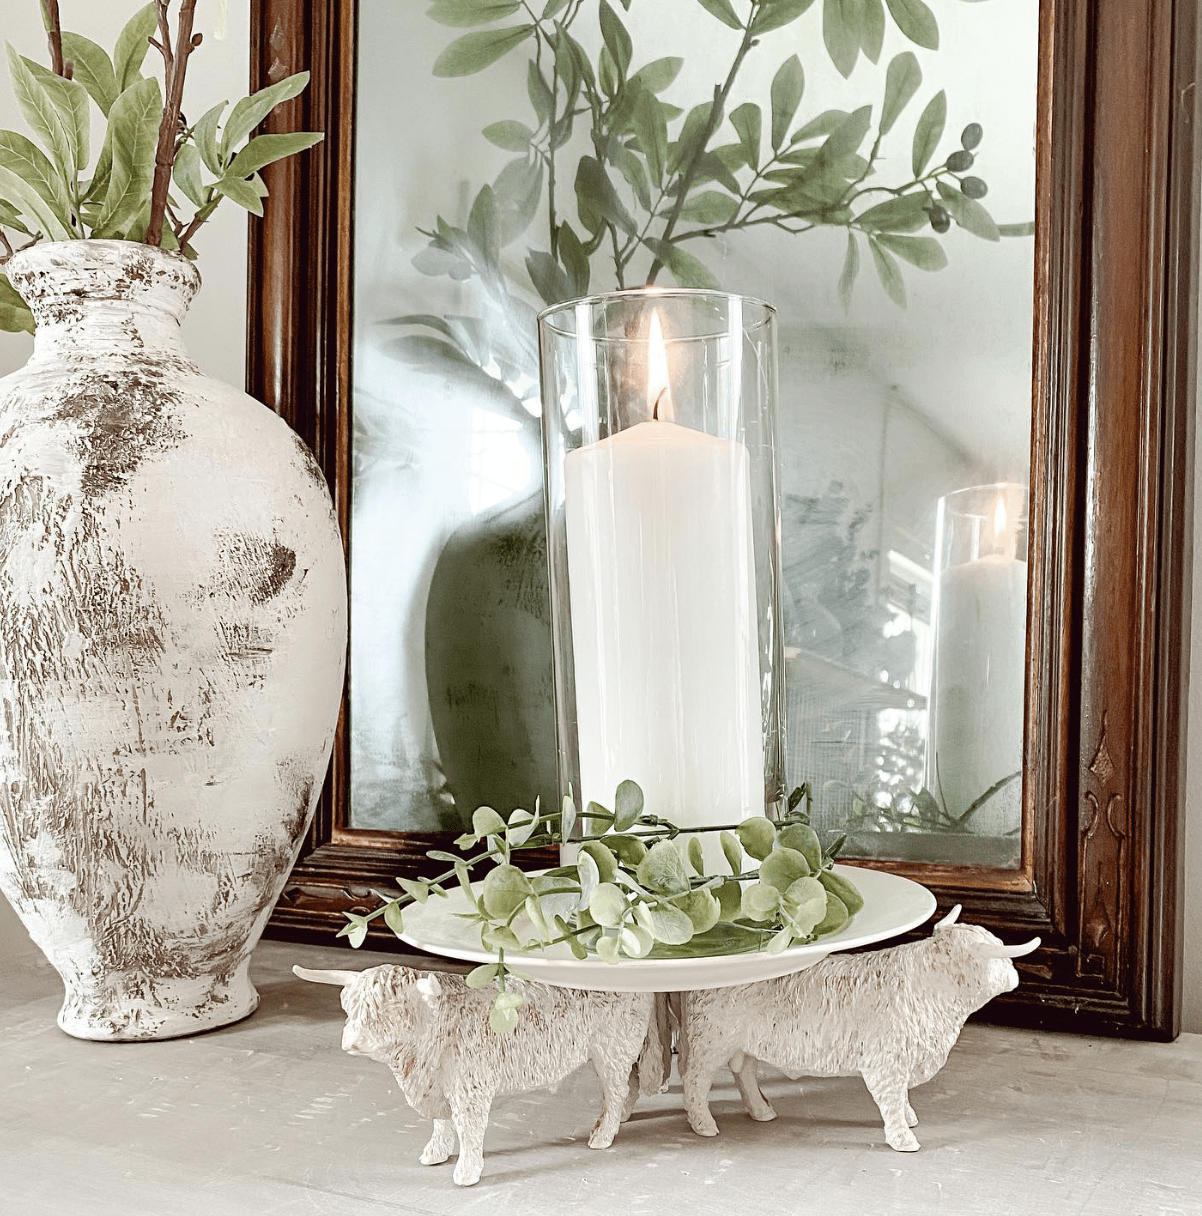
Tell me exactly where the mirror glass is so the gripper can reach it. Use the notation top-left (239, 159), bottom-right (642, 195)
top-left (348, 0), bottom-right (1038, 870)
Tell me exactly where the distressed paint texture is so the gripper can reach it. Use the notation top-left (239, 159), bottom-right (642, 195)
top-left (0, 241), bottom-right (347, 1040)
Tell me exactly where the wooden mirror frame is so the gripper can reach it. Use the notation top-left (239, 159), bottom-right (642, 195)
top-left (248, 0), bottom-right (1199, 1039)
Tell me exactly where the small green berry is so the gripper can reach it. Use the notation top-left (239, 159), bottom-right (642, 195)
top-left (946, 150), bottom-right (974, 173)
top-left (960, 176), bottom-right (988, 200)
top-left (928, 206), bottom-right (951, 234)
top-left (961, 122), bottom-right (983, 150)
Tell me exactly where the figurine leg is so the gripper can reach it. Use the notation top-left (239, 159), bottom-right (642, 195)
top-left (862, 1068), bottom-right (920, 1152)
top-left (419, 1118), bottom-right (456, 1166)
top-left (730, 1052), bottom-right (777, 1122)
top-left (621, 1064), bottom-right (640, 1123)
top-left (588, 1046), bottom-right (633, 1148)
top-left (682, 1051), bottom-right (723, 1137)
top-left (448, 1089), bottom-right (492, 1185)
top-left (905, 1099), bottom-right (918, 1127)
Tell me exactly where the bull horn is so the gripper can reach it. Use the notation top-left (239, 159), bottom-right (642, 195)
top-left (293, 965), bottom-right (361, 986)
top-left (935, 904), bottom-right (962, 929)
top-left (989, 936), bottom-right (1041, 959)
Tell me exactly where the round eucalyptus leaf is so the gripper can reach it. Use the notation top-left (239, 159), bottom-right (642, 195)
top-left (576, 849), bottom-right (601, 909)
top-left (398, 878), bottom-right (429, 904)
top-left (781, 876), bottom-right (828, 937)
top-left (589, 882), bottom-right (628, 928)
top-left (619, 924), bottom-right (654, 958)
top-left (596, 933), bottom-right (622, 963)
top-left (465, 963), bottom-right (501, 989)
top-left (674, 888), bottom-right (721, 934)
top-left (716, 878), bottom-right (743, 920)
top-left (647, 903), bottom-right (695, 945)
top-left (765, 926), bottom-right (795, 955)
top-left (523, 894), bottom-right (551, 942)
top-left (609, 833), bottom-right (648, 866)
top-left (613, 778), bottom-right (645, 830)
top-left (489, 990), bottom-right (524, 1034)
top-left (482, 864), bottom-right (533, 919)
top-left (481, 923), bottom-right (523, 952)
top-left (636, 839), bottom-right (690, 894)
top-left (740, 881), bottom-right (780, 921)
top-left (720, 830), bottom-right (744, 875)
top-left (383, 900), bottom-right (405, 935)
top-left (507, 806), bottom-right (538, 846)
top-left (777, 823), bottom-right (822, 871)
top-left (472, 805), bottom-right (507, 838)
top-left (686, 835), bottom-right (706, 874)
top-left (581, 839), bottom-right (618, 884)
top-left (813, 890), bottom-right (850, 937)
top-left (737, 816), bottom-right (778, 861)
top-left (759, 845), bottom-right (812, 892)
top-left (555, 914), bottom-right (590, 959)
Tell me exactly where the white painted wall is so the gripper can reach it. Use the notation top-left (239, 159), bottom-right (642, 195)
top-left (0, 0), bottom-right (248, 961)
top-left (0, 4), bottom-right (1197, 1039)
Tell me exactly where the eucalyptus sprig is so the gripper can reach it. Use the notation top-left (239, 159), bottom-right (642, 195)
top-left (341, 779), bottom-right (864, 1034)
top-left (0, 1), bottom-right (323, 333)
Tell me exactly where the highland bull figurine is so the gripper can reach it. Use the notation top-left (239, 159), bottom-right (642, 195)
top-left (679, 905), bottom-right (1040, 1151)
top-left (293, 963), bottom-right (653, 1186)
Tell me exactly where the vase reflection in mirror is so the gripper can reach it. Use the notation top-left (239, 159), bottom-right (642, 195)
top-left (926, 482), bottom-right (1028, 846)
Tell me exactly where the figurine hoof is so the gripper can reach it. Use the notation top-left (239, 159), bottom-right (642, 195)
top-left (690, 1120), bottom-right (720, 1138)
top-left (419, 1148), bottom-right (451, 1165)
top-left (888, 1132), bottom-right (921, 1152)
top-left (588, 1127), bottom-right (616, 1149)
top-left (748, 1106), bottom-right (778, 1123)
top-left (905, 1104), bottom-right (919, 1128)
top-left (453, 1164), bottom-right (482, 1186)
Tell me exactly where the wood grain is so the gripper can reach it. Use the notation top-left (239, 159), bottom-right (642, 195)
top-left (248, 0), bottom-right (1199, 1036)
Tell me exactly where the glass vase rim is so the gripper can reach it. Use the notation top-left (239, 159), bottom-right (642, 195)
top-left (537, 286), bottom-right (776, 340)
top-left (938, 481), bottom-right (1030, 514)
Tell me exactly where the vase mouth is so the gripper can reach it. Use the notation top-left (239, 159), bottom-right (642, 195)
top-left (5, 239), bottom-right (202, 326)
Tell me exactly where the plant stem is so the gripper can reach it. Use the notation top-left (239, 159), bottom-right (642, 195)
top-left (145, 0), bottom-right (200, 249)
top-left (40, 0), bottom-right (70, 78)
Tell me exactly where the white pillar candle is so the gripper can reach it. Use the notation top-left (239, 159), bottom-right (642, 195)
top-left (929, 541), bottom-right (1027, 837)
top-left (563, 342), bottom-right (764, 843)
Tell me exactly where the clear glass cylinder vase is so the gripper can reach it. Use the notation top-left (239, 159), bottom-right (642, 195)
top-left (538, 289), bottom-right (785, 841)
top-left (926, 481), bottom-right (1029, 844)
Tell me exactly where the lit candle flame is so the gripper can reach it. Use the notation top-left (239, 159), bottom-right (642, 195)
top-left (992, 494), bottom-right (1007, 538)
top-left (647, 311), bottom-right (674, 422)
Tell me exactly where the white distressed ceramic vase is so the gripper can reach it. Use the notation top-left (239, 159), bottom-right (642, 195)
top-left (0, 240), bottom-right (347, 1040)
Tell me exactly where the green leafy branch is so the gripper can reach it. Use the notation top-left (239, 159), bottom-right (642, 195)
top-left (342, 778), bottom-right (863, 1034)
top-left (840, 767), bottom-right (1022, 835)
top-left (0, 1), bottom-right (323, 334)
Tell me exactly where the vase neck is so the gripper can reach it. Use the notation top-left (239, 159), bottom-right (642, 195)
top-left (6, 239), bottom-right (200, 365)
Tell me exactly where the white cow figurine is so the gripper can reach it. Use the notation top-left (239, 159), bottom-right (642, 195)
top-left (679, 905), bottom-right (1040, 1151)
top-left (293, 964), bottom-right (652, 1186)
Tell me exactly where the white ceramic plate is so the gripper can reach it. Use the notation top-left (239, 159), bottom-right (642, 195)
top-left (398, 864), bottom-right (937, 991)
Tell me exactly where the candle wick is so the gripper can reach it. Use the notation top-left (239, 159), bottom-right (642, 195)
top-left (653, 387), bottom-right (666, 421)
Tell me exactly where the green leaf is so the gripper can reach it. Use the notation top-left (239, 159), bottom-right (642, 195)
top-left (817, 868), bottom-right (865, 915)
top-left (0, 271), bottom-right (34, 334)
top-left (629, 57), bottom-right (683, 94)
top-left (490, 990), bottom-right (524, 1034)
top-left (433, 25), bottom-right (534, 77)
top-left (609, 833), bottom-right (647, 867)
top-left (781, 876), bottom-right (828, 936)
top-left (191, 102), bottom-right (228, 176)
top-left (576, 849), bottom-right (600, 908)
top-left (632, 90), bottom-right (668, 186)
top-left (222, 72), bottom-right (312, 159)
top-left (911, 90), bottom-right (946, 177)
top-left (936, 180), bottom-right (1001, 240)
top-left (91, 75), bottom-right (160, 237)
top-left (813, 104), bottom-right (872, 170)
top-left (645, 238), bottom-right (720, 289)
top-left (869, 236), bottom-right (907, 306)
top-left (740, 881), bottom-right (781, 921)
top-left (543, 0), bottom-right (571, 14)
top-left (885, 0), bottom-right (939, 49)
top-left (677, 189), bottom-right (738, 225)
top-left (5, 46), bottom-right (77, 188)
top-left (770, 55), bottom-right (804, 148)
top-left (861, 0), bottom-right (886, 62)
top-left (636, 839), bottom-right (690, 895)
top-left (428, 0), bottom-right (523, 25)
top-left (59, 32), bottom-right (118, 115)
top-left (856, 191), bottom-right (929, 233)
top-left (338, 914), bottom-right (369, 948)
top-left (482, 119), bottom-right (533, 151)
top-left (599, 1), bottom-right (632, 79)
top-left (228, 131), bottom-right (323, 179)
top-left (814, 891), bottom-right (850, 937)
top-left (646, 904), bottom-right (695, 945)
top-left (778, 822), bottom-right (823, 870)
top-left (112, 3), bottom-right (157, 93)
top-left (214, 173), bottom-right (264, 216)
top-left (590, 882), bottom-right (627, 928)
top-left (171, 143), bottom-right (205, 209)
top-left (880, 51), bottom-right (921, 136)
top-left (876, 232), bottom-right (947, 270)
top-left (695, 0), bottom-right (743, 28)
top-left (716, 879), bottom-right (743, 920)
top-left (737, 817), bottom-right (778, 861)
top-left (729, 102), bottom-right (761, 168)
top-left (23, 58), bottom-right (90, 172)
top-left (472, 805), bottom-right (508, 838)
top-left (822, 0), bottom-right (860, 78)
top-left (596, 933), bottom-right (622, 963)
top-left (465, 963), bottom-right (501, 988)
top-left (752, 0), bottom-right (818, 35)
top-left (838, 231), bottom-right (859, 311)
top-left (791, 109), bottom-right (849, 143)
top-left (999, 221), bottom-right (1036, 237)
top-left (759, 846), bottom-right (812, 892)
top-left (467, 183), bottom-right (500, 267)
top-left (493, 155), bottom-right (543, 244)
top-left (506, 806), bottom-right (539, 847)
top-left (556, 221), bottom-right (590, 293)
top-left (527, 61), bottom-right (553, 124)
top-left (383, 900), bottom-right (405, 935)
top-left (574, 155), bottom-right (635, 235)
top-left (399, 877), bottom-right (430, 903)
top-left (619, 924), bottom-right (654, 958)
top-left (0, 129), bottom-right (72, 227)
top-left (669, 101), bottom-right (714, 174)
top-left (686, 836), bottom-right (706, 875)
top-left (526, 248), bottom-right (574, 305)
top-left (675, 888), bottom-right (721, 934)
top-left (482, 864), bottom-right (533, 919)
top-left (581, 840), bottom-right (619, 884)
top-left (523, 894), bottom-right (552, 942)
top-left (720, 831), bottom-right (744, 875)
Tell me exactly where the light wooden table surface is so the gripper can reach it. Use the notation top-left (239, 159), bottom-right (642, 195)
top-left (2, 938), bottom-right (1199, 1216)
